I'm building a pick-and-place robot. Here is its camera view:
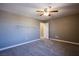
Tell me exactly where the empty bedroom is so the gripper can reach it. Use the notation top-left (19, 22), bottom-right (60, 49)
top-left (0, 3), bottom-right (79, 56)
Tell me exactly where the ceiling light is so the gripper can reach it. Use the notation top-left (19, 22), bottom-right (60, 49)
top-left (36, 6), bottom-right (58, 16)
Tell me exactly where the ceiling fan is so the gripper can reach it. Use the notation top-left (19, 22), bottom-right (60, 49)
top-left (36, 6), bottom-right (58, 16)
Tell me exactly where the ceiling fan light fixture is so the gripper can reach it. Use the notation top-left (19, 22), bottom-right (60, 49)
top-left (43, 12), bottom-right (49, 16)
top-left (36, 6), bottom-right (58, 16)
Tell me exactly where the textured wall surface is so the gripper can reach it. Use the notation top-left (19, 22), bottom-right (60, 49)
top-left (0, 10), bottom-right (40, 49)
top-left (49, 14), bottom-right (79, 43)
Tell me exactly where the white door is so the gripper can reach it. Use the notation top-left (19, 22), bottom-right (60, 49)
top-left (40, 22), bottom-right (49, 39)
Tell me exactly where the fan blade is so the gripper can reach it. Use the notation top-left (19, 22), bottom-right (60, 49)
top-left (50, 10), bottom-right (58, 12)
top-left (40, 14), bottom-right (43, 16)
top-left (36, 10), bottom-right (44, 12)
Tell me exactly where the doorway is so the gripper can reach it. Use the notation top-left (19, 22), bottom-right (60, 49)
top-left (40, 22), bottom-right (49, 39)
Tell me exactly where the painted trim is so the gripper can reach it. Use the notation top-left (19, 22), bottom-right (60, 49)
top-left (50, 38), bottom-right (79, 45)
top-left (0, 39), bottom-right (40, 51)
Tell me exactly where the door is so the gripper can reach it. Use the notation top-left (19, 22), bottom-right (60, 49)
top-left (40, 22), bottom-right (49, 39)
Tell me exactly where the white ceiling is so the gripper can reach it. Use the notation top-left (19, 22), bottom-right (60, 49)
top-left (0, 3), bottom-right (79, 20)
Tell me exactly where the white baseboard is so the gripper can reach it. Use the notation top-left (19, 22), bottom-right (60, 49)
top-left (0, 38), bottom-right (78, 51)
top-left (50, 38), bottom-right (79, 45)
top-left (0, 39), bottom-right (40, 51)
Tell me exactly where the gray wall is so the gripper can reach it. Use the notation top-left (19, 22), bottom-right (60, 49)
top-left (0, 10), bottom-right (40, 49)
top-left (49, 14), bottom-right (79, 43)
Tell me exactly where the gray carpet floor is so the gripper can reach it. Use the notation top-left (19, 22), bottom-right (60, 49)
top-left (0, 39), bottom-right (79, 56)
